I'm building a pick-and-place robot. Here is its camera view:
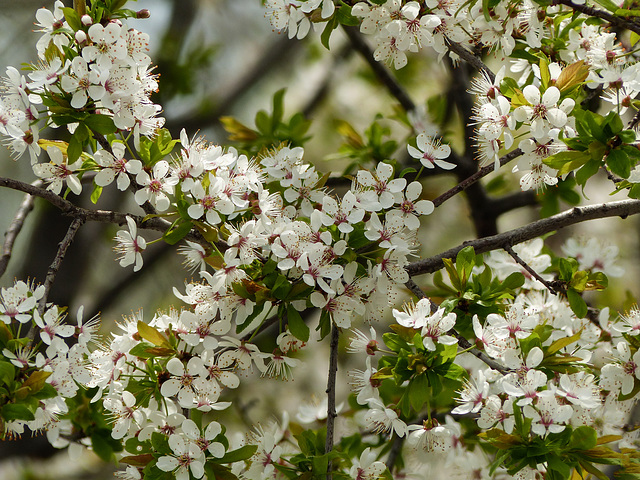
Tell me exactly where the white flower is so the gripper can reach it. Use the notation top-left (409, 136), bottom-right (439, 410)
top-left (349, 447), bottom-right (386, 479)
top-left (513, 85), bottom-right (574, 138)
top-left (60, 57), bottom-right (107, 109)
top-left (113, 216), bottom-right (146, 272)
top-left (82, 22), bottom-right (127, 68)
top-left (156, 433), bottom-right (205, 480)
top-left (523, 396), bottom-right (573, 436)
top-left (134, 160), bottom-right (178, 211)
top-left (364, 398), bottom-right (407, 437)
top-left (94, 143), bottom-right (142, 191)
top-left (408, 134), bottom-right (455, 170)
top-left (388, 181), bottom-right (434, 230)
top-left (33, 146), bottom-right (82, 195)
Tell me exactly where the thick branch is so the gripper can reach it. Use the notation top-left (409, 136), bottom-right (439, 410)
top-left (408, 199), bottom-right (640, 276)
top-left (0, 180), bottom-right (42, 277)
top-left (325, 323), bottom-right (340, 479)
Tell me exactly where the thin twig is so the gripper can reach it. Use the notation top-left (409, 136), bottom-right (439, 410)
top-left (433, 148), bottom-right (523, 208)
top-left (405, 279), bottom-right (510, 374)
top-left (555, 0), bottom-right (640, 35)
top-left (503, 244), bottom-right (561, 295)
top-left (0, 177), bottom-right (207, 247)
top-left (385, 434), bottom-right (405, 472)
top-left (0, 180), bottom-right (42, 277)
top-left (407, 199), bottom-right (640, 277)
top-left (32, 217), bottom-right (84, 344)
top-left (445, 36), bottom-right (495, 83)
top-left (342, 25), bottom-right (415, 112)
top-left (324, 322), bottom-right (340, 479)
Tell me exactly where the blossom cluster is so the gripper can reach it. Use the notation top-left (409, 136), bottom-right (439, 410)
top-left (1, 1), bottom-right (640, 480)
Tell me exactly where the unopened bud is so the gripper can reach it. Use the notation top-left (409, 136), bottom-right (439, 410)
top-left (81, 14), bottom-right (92, 26)
top-left (75, 30), bottom-right (87, 44)
top-left (137, 9), bottom-right (150, 19)
top-left (366, 340), bottom-right (379, 355)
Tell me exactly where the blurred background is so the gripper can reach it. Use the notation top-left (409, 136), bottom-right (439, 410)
top-left (0, 1), bottom-right (638, 479)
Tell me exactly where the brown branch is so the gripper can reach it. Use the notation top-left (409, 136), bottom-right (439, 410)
top-left (445, 36), bottom-right (495, 83)
top-left (433, 148), bottom-right (523, 208)
top-left (0, 180), bottom-right (42, 278)
top-left (555, 0), bottom-right (640, 35)
top-left (405, 279), bottom-right (510, 374)
top-left (0, 177), bottom-right (206, 246)
top-left (325, 322), bottom-right (340, 479)
top-left (341, 25), bottom-right (416, 112)
top-left (407, 199), bottom-right (640, 277)
top-left (503, 244), bottom-right (562, 295)
top-left (36, 217), bottom-right (84, 322)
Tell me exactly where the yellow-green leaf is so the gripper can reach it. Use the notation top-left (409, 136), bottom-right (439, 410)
top-left (555, 60), bottom-right (590, 92)
top-left (137, 321), bottom-right (170, 347)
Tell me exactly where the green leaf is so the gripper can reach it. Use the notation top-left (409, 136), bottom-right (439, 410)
top-left (456, 246), bottom-right (476, 286)
top-left (271, 88), bottom-right (286, 131)
top-left (287, 305), bottom-right (309, 342)
top-left (67, 134), bottom-right (83, 163)
top-left (482, 0), bottom-right (492, 22)
top-left (546, 330), bottom-right (582, 355)
top-left (571, 426), bottom-right (598, 450)
top-left (409, 373), bottom-right (430, 411)
top-left (592, 0), bottom-right (622, 11)
top-left (336, 5), bottom-right (360, 26)
top-left (219, 445), bottom-right (258, 463)
top-left (90, 184), bottom-right (103, 204)
top-left (129, 342), bottom-right (174, 358)
top-left (567, 289), bottom-right (587, 318)
top-left (91, 428), bottom-right (123, 462)
top-left (320, 15), bottom-right (339, 50)
top-left (546, 453), bottom-right (572, 478)
top-left (0, 361), bottom-right (15, 385)
top-left (606, 148), bottom-right (631, 179)
top-left (61, 7), bottom-right (81, 31)
top-left (85, 114), bottom-right (117, 135)
top-left (163, 221), bottom-right (193, 245)
top-left (575, 158), bottom-right (601, 187)
top-left (205, 464), bottom-right (239, 480)
top-left (137, 321), bottom-right (170, 347)
top-left (1, 403), bottom-right (35, 421)
top-left (542, 150), bottom-right (590, 175)
top-left (502, 272), bottom-right (525, 291)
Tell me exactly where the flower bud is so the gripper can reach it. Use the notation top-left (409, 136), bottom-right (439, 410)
top-left (137, 9), bottom-right (150, 19)
top-left (75, 30), bottom-right (87, 44)
top-left (81, 14), bottom-right (92, 26)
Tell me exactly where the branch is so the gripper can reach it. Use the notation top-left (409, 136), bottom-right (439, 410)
top-left (0, 180), bottom-right (42, 278)
top-left (385, 434), bottom-right (405, 472)
top-left (37, 217), bottom-right (84, 319)
top-left (433, 148), bottom-right (523, 208)
top-left (444, 36), bottom-right (495, 83)
top-left (325, 323), bottom-right (340, 479)
top-left (407, 199), bottom-right (640, 276)
top-left (405, 279), bottom-right (510, 374)
top-left (555, 0), bottom-right (640, 35)
top-left (0, 177), bottom-right (206, 246)
top-left (341, 25), bottom-right (415, 112)
top-left (503, 244), bottom-right (562, 295)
